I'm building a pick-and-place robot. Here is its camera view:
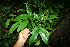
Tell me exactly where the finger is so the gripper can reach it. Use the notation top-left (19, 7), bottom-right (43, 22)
top-left (24, 28), bottom-right (28, 32)
top-left (21, 28), bottom-right (27, 33)
top-left (26, 34), bottom-right (30, 38)
top-left (23, 28), bottom-right (29, 33)
top-left (23, 28), bottom-right (30, 34)
top-left (27, 29), bottom-right (29, 31)
top-left (25, 28), bottom-right (29, 32)
top-left (21, 29), bottom-right (30, 35)
top-left (26, 31), bottom-right (30, 34)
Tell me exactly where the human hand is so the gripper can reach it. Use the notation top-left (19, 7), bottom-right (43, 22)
top-left (18, 28), bottom-right (30, 46)
top-left (13, 28), bottom-right (30, 47)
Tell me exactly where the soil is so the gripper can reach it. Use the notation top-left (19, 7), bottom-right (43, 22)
top-left (48, 9), bottom-right (70, 47)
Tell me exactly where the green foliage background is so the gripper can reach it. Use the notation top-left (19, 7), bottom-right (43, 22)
top-left (0, 0), bottom-right (70, 47)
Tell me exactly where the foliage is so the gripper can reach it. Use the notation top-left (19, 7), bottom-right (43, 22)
top-left (0, 0), bottom-right (69, 47)
top-left (5, 3), bottom-right (60, 46)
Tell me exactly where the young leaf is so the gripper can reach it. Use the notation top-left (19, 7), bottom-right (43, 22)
top-left (26, 4), bottom-right (32, 14)
top-left (5, 19), bottom-right (10, 27)
top-left (17, 20), bottom-right (29, 32)
top-left (9, 22), bottom-right (20, 34)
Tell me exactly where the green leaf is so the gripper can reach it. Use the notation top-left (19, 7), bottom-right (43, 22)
top-left (31, 21), bottom-right (35, 26)
top-left (57, 4), bottom-right (64, 8)
top-left (46, 23), bottom-right (53, 30)
top-left (40, 2), bottom-right (45, 7)
top-left (17, 20), bottom-right (29, 32)
top-left (44, 9), bottom-right (49, 14)
top-left (49, 20), bottom-right (53, 23)
top-left (46, 27), bottom-right (53, 30)
top-left (39, 31), bottom-right (49, 44)
top-left (38, 27), bottom-right (50, 44)
top-left (5, 19), bottom-right (10, 27)
top-left (40, 27), bottom-right (50, 37)
top-left (12, 14), bottom-right (30, 21)
top-left (3, 34), bottom-right (7, 38)
top-left (35, 40), bottom-right (40, 46)
top-left (49, 14), bottom-right (58, 19)
top-left (29, 27), bottom-right (38, 45)
top-left (17, 9), bottom-right (25, 12)
top-left (9, 14), bottom-right (16, 17)
top-left (33, 13), bottom-right (38, 18)
top-left (46, 23), bottom-right (50, 27)
top-left (48, 7), bottom-right (53, 11)
top-left (26, 4), bottom-right (32, 14)
top-left (3, 41), bottom-right (8, 46)
top-left (9, 22), bottom-right (20, 34)
top-left (39, 27), bottom-right (47, 34)
top-left (29, 33), bottom-right (38, 45)
top-left (33, 0), bottom-right (39, 4)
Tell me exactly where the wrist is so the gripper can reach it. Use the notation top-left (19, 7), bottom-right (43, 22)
top-left (17, 39), bottom-right (24, 46)
top-left (13, 39), bottom-right (24, 47)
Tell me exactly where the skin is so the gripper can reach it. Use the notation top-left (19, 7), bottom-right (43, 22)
top-left (13, 28), bottom-right (30, 47)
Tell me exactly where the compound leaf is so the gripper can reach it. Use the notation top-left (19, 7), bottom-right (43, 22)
top-left (13, 14), bottom-right (30, 21)
top-left (17, 20), bottom-right (29, 32)
top-left (29, 27), bottom-right (38, 45)
top-left (9, 22), bottom-right (20, 34)
top-left (39, 31), bottom-right (48, 44)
